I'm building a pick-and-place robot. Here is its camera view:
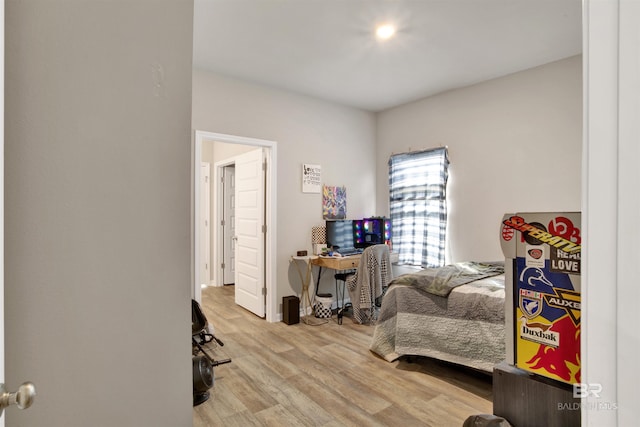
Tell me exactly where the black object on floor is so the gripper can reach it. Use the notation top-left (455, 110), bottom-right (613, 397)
top-left (283, 295), bottom-right (300, 325)
top-left (192, 299), bottom-right (232, 406)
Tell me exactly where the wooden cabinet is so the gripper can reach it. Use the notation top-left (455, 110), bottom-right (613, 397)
top-left (493, 362), bottom-right (580, 427)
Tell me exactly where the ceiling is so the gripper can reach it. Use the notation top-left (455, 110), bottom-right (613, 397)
top-left (193, 0), bottom-right (582, 112)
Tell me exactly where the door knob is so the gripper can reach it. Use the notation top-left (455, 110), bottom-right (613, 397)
top-left (0, 382), bottom-right (36, 415)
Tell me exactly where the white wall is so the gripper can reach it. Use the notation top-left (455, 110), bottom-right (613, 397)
top-left (201, 138), bottom-right (257, 164)
top-left (376, 56), bottom-right (582, 263)
top-left (211, 139), bottom-right (257, 161)
top-left (192, 70), bottom-right (377, 305)
top-left (4, 1), bottom-right (193, 426)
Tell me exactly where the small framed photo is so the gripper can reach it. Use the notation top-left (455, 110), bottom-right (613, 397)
top-left (302, 164), bottom-right (321, 193)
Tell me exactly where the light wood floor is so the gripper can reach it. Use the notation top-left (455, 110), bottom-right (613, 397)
top-left (193, 285), bottom-right (493, 427)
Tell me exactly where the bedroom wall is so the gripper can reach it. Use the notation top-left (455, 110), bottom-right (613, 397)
top-left (376, 55), bottom-right (582, 264)
top-left (192, 69), bottom-right (377, 307)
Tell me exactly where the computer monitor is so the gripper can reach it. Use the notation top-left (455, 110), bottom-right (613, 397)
top-left (325, 220), bottom-right (355, 251)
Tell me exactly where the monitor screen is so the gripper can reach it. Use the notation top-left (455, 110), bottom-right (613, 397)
top-left (325, 220), bottom-right (355, 250)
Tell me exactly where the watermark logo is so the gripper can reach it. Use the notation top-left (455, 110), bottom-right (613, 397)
top-left (573, 383), bottom-right (602, 398)
top-left (561, 383), bottom-right (619, 411)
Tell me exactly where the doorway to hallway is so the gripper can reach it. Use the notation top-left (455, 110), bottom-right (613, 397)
top-left (193, 130), bottom-right (278, 322)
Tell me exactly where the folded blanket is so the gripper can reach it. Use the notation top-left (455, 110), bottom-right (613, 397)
top-left (388, 261), bottom-right (504, 297)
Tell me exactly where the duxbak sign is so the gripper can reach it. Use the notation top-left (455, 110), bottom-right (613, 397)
top-left (501, 212), bottom-right (581, 385)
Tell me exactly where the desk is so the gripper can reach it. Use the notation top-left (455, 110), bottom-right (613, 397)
top-left (310, 254), bottom-right (360, 271)
top-left (310, 252), bottom-right (399, 312)
top-left (310, 255), bottom-right (361, 300)
top-left (310, 252), bottom-right (398, 277)
top-left (310, 255), bottom-right (359, 324)
top-left (299, 253), bottom-right (398, 324)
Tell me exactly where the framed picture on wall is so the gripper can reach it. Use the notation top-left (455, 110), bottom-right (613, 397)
top-left (322, 185), bottom-right (346, 219)
top-left (302, 164), bottom-right (321, 193)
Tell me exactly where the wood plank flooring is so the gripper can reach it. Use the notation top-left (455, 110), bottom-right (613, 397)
top-left (193, 285), bottom-right (493, 427)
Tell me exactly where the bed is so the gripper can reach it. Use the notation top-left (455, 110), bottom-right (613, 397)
top-left (370, 261), bottom-right (506, 373)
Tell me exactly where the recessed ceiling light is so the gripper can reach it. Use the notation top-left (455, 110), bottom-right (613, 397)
top-left (375, 24), bottom-right (396, 41)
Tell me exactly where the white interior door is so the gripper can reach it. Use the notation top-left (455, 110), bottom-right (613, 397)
top-left (223, 165), bottom-right (236, 285)
top-left (200, 163), bottom-right (211, 286)
top-left (234, 148), bottom-right (266, 317)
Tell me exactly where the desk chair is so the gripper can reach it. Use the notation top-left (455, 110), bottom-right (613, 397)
top-left (334, 270), bottom-right (355, 324)
top-left (345, 244), bottom-right (392, 324)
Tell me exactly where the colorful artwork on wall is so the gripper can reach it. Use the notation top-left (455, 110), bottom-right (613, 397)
top-left (322, 185), bottom-right (346, 219)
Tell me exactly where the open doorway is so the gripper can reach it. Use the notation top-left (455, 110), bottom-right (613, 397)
top-left (193, 130), bottom-right (278, 322)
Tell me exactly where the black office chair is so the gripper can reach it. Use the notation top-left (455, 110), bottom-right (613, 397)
top-left (334, 270), bottom-right (355, 324)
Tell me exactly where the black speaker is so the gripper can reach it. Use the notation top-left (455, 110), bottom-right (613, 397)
top-left (282, 296), bottom-right (300, 325)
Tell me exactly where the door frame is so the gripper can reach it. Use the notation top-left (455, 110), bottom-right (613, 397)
top-left (193, 130), bottom-right (277, 322)
top-left (200, 162), bottom-right (211, 286)
top-left (220, 163), bottom-right (236, 285)
top-left (212, 158), bottom-right (237, 288)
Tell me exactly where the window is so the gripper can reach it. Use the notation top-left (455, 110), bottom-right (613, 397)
top-left (389, 147), bottom-right (449, 267)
